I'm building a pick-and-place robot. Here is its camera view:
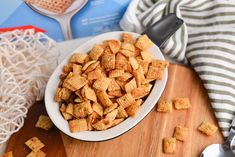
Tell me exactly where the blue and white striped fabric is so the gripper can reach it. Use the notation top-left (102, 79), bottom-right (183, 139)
top-left (120, 0), bottom-right (235, 137)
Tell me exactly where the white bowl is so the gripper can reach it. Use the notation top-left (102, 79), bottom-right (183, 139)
top-left (45, 31), bottom-right (168, 141)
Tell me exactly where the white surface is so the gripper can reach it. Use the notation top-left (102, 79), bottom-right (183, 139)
top-left (45, 31), bottom-right (168, 141)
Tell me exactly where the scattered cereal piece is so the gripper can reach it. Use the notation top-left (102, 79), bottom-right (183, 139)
top-left (26, 150), bottom-right (46, 157)
top-left (135, 34), bottom-right (153, 50)
top-left (157, 100), bottom-right (173, 112)
top-left (69, 119), bottom-right (88, 133)
top-left (35, 115), bottom-right (53, 131)
top-left (173, 125), bottom-right (188, 141)
top-left (198, 121), bottom-right (218, 136)
top-left (173, 98), bottom-right (191, 110)
top-left (89, 44), bottom-right (104, 60)
top-left (69, 53), bottom-right (87, 64)
top-left (117, 93), bottom-right (135, 108)
top-left (163, 137), bottom-right (176, 154)
top-left (25, 137), bottom-right (45, 152)
top-left (92, 102), bottom-right (104, 117)
top-left (1, 151), bottom-right (13, 157)
top-left (93, 77), bottom-right (111, 91)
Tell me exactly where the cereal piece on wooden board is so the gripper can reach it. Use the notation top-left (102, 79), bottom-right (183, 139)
top-left (140, 51), bottom-right (153, 62)
top-left (125, 78), bottom-right (137, 93)
top-left (129, 57), bottom-right (139, 70)
top-left (92, 102), bottom-right (104, 117)
top-left (69, 53), bottom-right (87, 64)
top-left (109, 69), bottom-right (124, 78)
top-left (69, 119), bottom-right (88, 133)
top-left (96, 90), bottom-right (113, 107)
top-left (108, 90), bottom-right (122, 97)
top-left (89, 44), bottom-right (104, 60)
top-left (125, 102), bottom-right (140, 117)
top-left (93, 77), bottom-right (111, 91)
top-left (116, 106), bottom-right (128, 118)
top-left (65, 103), bottom-right (74, 115)
top-left (104, 103), bottom-right (118, 115)
top-left (1, 151), bottom-right (13, 157)
top-left (101, 53), bottom-right (115, 70)
top-left (25, 137), bottom-right (45, 152)
top-left (173, 125), bottom-right (188, 141)
top-left (173, 98), bottom-right (191, 110)
top-left (63, 75), bottom-right (87, 91)
top-left (135, 34), bottom-right (153, 50)
top-left (115, 53), bottom-right (128, 69)
top-left (108, 40), bottom-right (121, 54)
top-left (122, 33), bottom-right (134, 43)
top-left (35, 115), bottom-right (53, 131)
top-left (105, 109), bottom-right (118, 121)
top-left (26, 150), bottom-right (46, 157)
top-left (87, 68), bottom-right (102, 80)
top-left (54, 87), bottom-right (71, 102)
top-left (111, 118), bottom-right (125, 127)
top-left (72, 64), bottom-right (82, 75)
top-left (157, 100), bottom-right (173, 112)
top-left (151, 59), bottom-right (169, 69)
top-left (163, 137), bottom-right (176, 154)
top-left (92, 119), bottom-right (112, 131)
top-left (146, 66), bottom-right (164, 80)
top-left (117, 93), bottom-right (135, 108)
top-left (83, 85), bottom-right (97, 102)
top-left (198, 121), bottom-right (218, 136)
top-left (74, 101), bottom-right (93, 118)
top-left (108, 79), bottom-right (121, 91)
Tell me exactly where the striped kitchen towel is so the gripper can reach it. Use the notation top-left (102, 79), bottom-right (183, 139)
top-left (120, 0), bottom-right (235, 137)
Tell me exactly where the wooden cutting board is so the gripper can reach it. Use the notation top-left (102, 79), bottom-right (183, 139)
top-left (6, 64), bottom-right (223, 157)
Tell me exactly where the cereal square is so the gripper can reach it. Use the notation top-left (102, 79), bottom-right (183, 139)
top-left (146, 66), bottom-right (164, 80)
top-left (25, 137), bottom-right (45, 152)
top-left (198, 121), bottom-right (218, 136)
top-left (117, 93), bottom-right (135, 108)
top-left (135, 35), bottom-right (153, 50)
top-left (93, 77), bottom-right (111, 91)
top-left (173, 98), bottom-right (191, 110)
top-left (124, 78), bottom-right (137, 93)
top-left (63, 75), bottom-right (87, 91)
top-left (26, 150), bottom-right (46, 157)
top-left (69, 119), bottom-right (88, 133)
top-left (140, 51), bottom-right (153, 62)
top-left (151, 59), bottom-right (169, 69)
top-left (69, 53), bottom-right (87, 64)
top-left (109, 69), bottom-right (124, 78)
top-left (89, 44), bottom-right (104, 60)
top-left (108, 40), bottom-right (121, 54)
top-left (35, 115), bottom-right (53, 131)
top-left (157, 100), bottom-right (173, 112)
top-left (74, 101), bottom-right (93, 118)
top-left (122, 33), bottom-right (134, 43)
top-left (173, 125), bottom-right (188, 141)
top-left (96, 90), bottom-right (113, 107)
top-left (125, 102), bottom-right (140, 117)
top-left (163, 137), bottom-right (176, 154)
top-left (101, 53), bottom-right (115, 70)
top-left (92, 102), bottom-right (104, 117)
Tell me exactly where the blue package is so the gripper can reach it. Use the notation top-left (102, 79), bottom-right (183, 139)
top-left (0, 0), bottom-right (131, 41)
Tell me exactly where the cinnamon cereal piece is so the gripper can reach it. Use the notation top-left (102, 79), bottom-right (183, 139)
top-left (137, 59), bottom-right (149, 74)
top-left (83, 61), bottom-right (100, 73)
top-left (83, 85), bottom-right (97, 102)
top-left (108, 79), bottom-right (121, 91)
top-left (87, 68), bottom-right (102, 80)
top-left (25, 137), bottom-right (45, 152)
top-left (26, 150), bottom-right (46, 157)
top-left (198, 121), bottom-right (218, 136)
top-left (131, 84), bottom-right (152, 99)
top-left (109, 69), bottom-right (124, 78)
top-left (126, 101), bottom-right (140, 117)
top-left (69, 119), bottom-right (88, 133)
top-left (66, 103), bottom-right (74, 115)
top-left (92, 102), bottom-right (104, 117)
top-left (129, 57), bottom-right (139, 70)
top-left (93, 77), bottom-right (111, 91)
top-left (117, 72), bottom-right (132, 82)
top-left (122, 33), bottom-right (134, 43)
top-left (104, 103), bottom-right (118, 115)
top-left (120, 49), bottom-right (134, 57)
top-left (108, 90), bottom-right (122, 97)
top-left (54, 87), bottom-right (71, 102)
top-left (72, 64), bottom-right (82, 75)
top-left (96, 90), bottom-right (113, 107)
top-left (111, 118), bottom-right (124, 127)
top-left (140, 51), bottom-right (153, 62)
top-left (101, 53), bottom-right (115, 70)
top-left (69, 53), bottom-right (87, 64)
top-left (151, 59), bottom-right (169, 69)
top-left (157, 100), bottom-right (173, 112)
top-left (125, 78), bottom-right (137, 93)
top-left (35, 115), bottom-right (53, 131)
top-left (115, 53), bottom-right (128, 69)
top-left (105, 109), bottom-right (118, 121)
top-left (121, 42), bottom-right (135, 52)
top-left (74, 101), bottom-right (93, 118)
top-left (108, 40), bottom-right (121, 54)
top-left (92, 119), bottom-right (112, 131)
top-left (146, 66), bottom-right (164, 80)
top-left (116, 106), bottom-right (128, 118)
top-left (173, 98), bottom-right (191, 110)
top-left (173, 125), bottom-right (188, 141)
top-left (135, 34), bottom-right (153, 50)
top-left (117, 93), bottom-right (135, 108)
top-left (89, 44), bottom-right (104, 60)
top-left (163, 137), bottom-right (176, 154)
top-left (63, 75), bottom-right (87, 91)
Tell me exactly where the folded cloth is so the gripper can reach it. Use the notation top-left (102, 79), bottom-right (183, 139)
top-left (120, 0), bottom-right (235, 137)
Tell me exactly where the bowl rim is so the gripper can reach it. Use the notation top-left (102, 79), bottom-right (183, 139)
top-left (44, 31), bottom-right (168, 141)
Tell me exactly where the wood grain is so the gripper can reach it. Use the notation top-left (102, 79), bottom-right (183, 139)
top-left (6, 64), bottom-right (224, 157)
top-left (5, 101), bottom-right (67, 157)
